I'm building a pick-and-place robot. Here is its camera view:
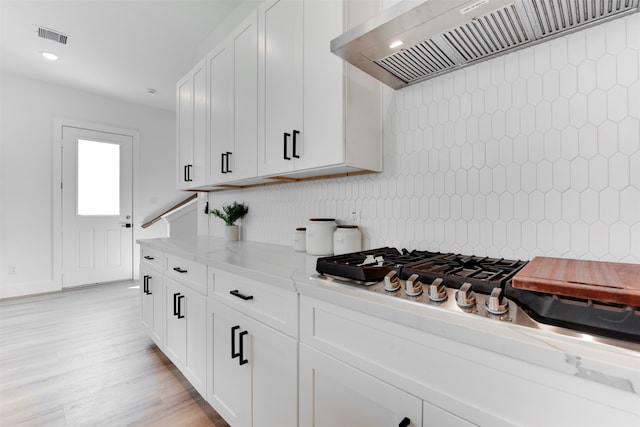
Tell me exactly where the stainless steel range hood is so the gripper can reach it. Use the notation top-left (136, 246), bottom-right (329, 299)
top-left (331, 0), bottom-right (639, 89)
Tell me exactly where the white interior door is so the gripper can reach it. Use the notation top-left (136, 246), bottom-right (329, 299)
top-left (62, 126), bottom-right (133, 287)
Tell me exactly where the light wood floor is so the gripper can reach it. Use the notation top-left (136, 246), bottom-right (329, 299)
top-left (0, 281), bottom-right (229, 427)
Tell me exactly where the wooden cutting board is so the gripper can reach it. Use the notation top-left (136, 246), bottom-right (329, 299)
top-left (512, 257), bottom-right (640, 307)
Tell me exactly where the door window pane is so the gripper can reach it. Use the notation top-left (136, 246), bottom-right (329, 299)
top-left (77, 139), bottom-right (120, 215)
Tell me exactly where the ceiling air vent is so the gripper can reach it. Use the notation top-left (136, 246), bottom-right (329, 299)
top-left (35, 26), bottom-right (69, 45)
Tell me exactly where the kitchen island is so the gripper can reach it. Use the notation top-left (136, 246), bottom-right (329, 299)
top-left (138, 237), bottom-right (640, 426)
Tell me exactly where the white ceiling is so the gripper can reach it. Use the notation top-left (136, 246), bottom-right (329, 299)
top-left (0, 0), bottom-right (247, 111)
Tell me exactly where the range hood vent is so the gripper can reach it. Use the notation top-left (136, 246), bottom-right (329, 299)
top-left (331, 0), bottom-right (639, 89)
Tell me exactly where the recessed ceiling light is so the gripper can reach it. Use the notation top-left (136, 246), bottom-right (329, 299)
top-left (40, 51), bottom-right (58, 61)
top-left (389, 40), bottom-right (403, 49)
top-left (146, 88), bottom-right (157, 94)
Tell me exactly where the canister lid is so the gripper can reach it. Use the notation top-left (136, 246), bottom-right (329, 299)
top-left (309, 218), bottom-right (336, 221)
top-left (296, 227), bottom-right (306, 231)
top-left (337, 225), bottom-right (359, 229)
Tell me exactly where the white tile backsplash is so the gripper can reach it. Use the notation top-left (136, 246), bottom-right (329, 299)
top-left (208, 13), bottom-right (640, 263)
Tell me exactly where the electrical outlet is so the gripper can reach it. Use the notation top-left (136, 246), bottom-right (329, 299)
top-left (350, 211), bottom-right (360, 225)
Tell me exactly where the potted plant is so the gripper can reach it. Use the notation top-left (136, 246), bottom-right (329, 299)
top-left (210, 202), bottom-right (249, 241)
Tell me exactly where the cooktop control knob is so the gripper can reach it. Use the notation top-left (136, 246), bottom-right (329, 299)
top-left (455, 282), bottom-right (476, 308)
top-left (486, 287), bottom-right (509, 315)
top-left (383, 270), bottom-right (401, 292)
top-left (427, 278), bottom-right (447, 302)
top-left (405, 273), bottom-right (423, 297)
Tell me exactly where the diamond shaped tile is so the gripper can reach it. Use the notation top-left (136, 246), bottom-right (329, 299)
top-left (500, 192), bottom-right (514, 220)
top-left (599, 188), bottom-right (619, 224)
top-left (609, 221), bottom-right (631, 259)
top-left (587, 90), bottom-right (607, 125)
top-left (580, 189), bottom-right (599, 224)
top-left (506, 164), bottom-right (521, 194)
top-left (551, 97), bottom-right (570, 129)
top-left (571, 221), bottom-right (590, 256)
top-left (537, 160), bottom-right (553, 193)
top-left (589, 155), bottom-right (609, 191)
top-left (607, 85), bottom-right (628, 122)
top-left (553, 220), bottom-right (571, 254)
top-left (597, 121), bottom-right (619, 158)
top-left (586, 25), bottom-right (606, 60)
top-left (559, 65), bottom-right (578, 97)
top-left (597, 54), bottom-right (617, 90)
top-left (543, 129), bottom-right (562, 161)
top-left (620, 187), bottom-right (640, 225)
top-left (568, 93), bottom-right (588, 127)
top-left (514, 192), bottom-right (529, 221)
top-left (562, 189), bottom-right (580, 224)
top-left (616, 49), bottom-right (639, 86)
top-left (578, 59), bottom-right (597, 94)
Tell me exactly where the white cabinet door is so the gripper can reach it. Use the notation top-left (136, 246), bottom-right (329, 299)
top-left (164, 277), bottom-right (206, 397)
top-left (208, 298), bottom-right (298, 427)
top-left (164, 277), bottom-right (186, 367)
top-left (258, 0), bottom-right (302, 176)
top-left (298, 0), bottom-right (344, 170)
top-left (183, 285), bottom-right (207, 397)
top-left (208, 10), bottom-right (258, 185)
top-left (210, 299), bottom-right (251, 427)
top-left (231, 10), bottom-right (258, 181)
top-left (207, 43), bottom-right (233, 184)
top-left (300, 343), bottom-right (422, 427)
top-left (176, 59), bottom-right (206, 189)
top-left (140, 264), bottom-right (164, 347)
top-left (140, 265), bottom-right (154, 333)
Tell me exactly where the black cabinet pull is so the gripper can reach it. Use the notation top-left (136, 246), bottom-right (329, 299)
top-left (183, 165), bottom-right (188, 182)
top-left (239, 330), bottom-right (248, 365)
top-left (143, 255), bottom-right (154, 260)
top-left (221, 153), bottom-right (226, 174)
top-left (143, 275), bottom-right (152, 295)
top-left (399, 417), bottom-right (411, 427)
top-left (225, 152), bottom-right (232, 173)
top-left (292, 129), bottom-right (300, 158)
top-left (231, 325), bottom-right (241, 359)
top-left (173, 267), bottom-right (188, 273)
top-left (230, 289), bottom-right (253, 301)
top-left (283, 132), bottom-right (291, 160)
top-left (173, 292), bottom-right (180, 316)
top-left (177, 295), bottom-right (185, 319)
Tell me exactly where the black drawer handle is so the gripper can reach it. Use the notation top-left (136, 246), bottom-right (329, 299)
top-left (283, 132), bottom-right (291, 160)
top-left (221, 153), bottom-right (227, 174)
top-left (231, 325), bottom-right (241, 359)
top-left (238, 330), bottom-right (248, 365)
top-left (143, 275), bottom-right (152, 295)
top-left (177, 295), bottom-right (185, 319)
top-left (226, 152), bottom-right (232, 173)
top-left (399, 417), bottom-right (411, 427)
top-left (173, 267), bottom-right (188, 273)
top-left (173, 292), bottom-right (180, 316)
top-left (143, 255), bottom-right (154, 260)
top-left (230, 289), bottom-right (253, 301)
top-left (292, 129), bottom-right (300, 158)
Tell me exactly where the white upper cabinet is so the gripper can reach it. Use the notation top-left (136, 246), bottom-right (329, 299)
top-left (208, 10), bottom-right (259, 185)
top-left (177, 0), bottom-right (382, 190)
top-left (176, 59), bottom-right (207, 190)
top-left (258, 0), bottom-right (382, 179)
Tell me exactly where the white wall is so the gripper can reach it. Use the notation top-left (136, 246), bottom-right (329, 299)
top-left (0, 73), bottom-right (184, 298)
top-left (209, 13), bottom-right (640, 264)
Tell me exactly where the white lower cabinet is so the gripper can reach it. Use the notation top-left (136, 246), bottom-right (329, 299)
top-left (207, 297), bottom-right (298, 427)
top-left (300, 343), bottom-right (422, 427)
top-left (164, 276), bottom-right (207, 397)
top-left (140, 263), bottom-right (164, 347)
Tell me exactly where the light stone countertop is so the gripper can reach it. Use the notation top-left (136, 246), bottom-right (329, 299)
top-left (138, 237), bottom-right (640, 402)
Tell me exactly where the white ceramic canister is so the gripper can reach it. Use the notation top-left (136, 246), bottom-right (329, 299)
top-left (293, 227), bottom-right (306, 252)
top-left (306, 218), bottom-right (337, 255)
top-left (333, 225), bottom-right (362, 255)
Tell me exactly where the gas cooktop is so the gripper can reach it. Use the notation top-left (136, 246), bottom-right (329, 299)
top-left (314, 248), bottom-right (640, 349)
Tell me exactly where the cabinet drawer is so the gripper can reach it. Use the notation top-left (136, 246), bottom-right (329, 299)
top-left (165, 254), bottom-right (207, 295)
top-left (210, 268), bottom-right (298, 338)
top-left (141, 247), bottom-right (162, 269)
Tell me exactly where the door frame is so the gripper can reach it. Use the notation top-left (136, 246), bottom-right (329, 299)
top-left (53, 118), bottom-right (140, 288)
